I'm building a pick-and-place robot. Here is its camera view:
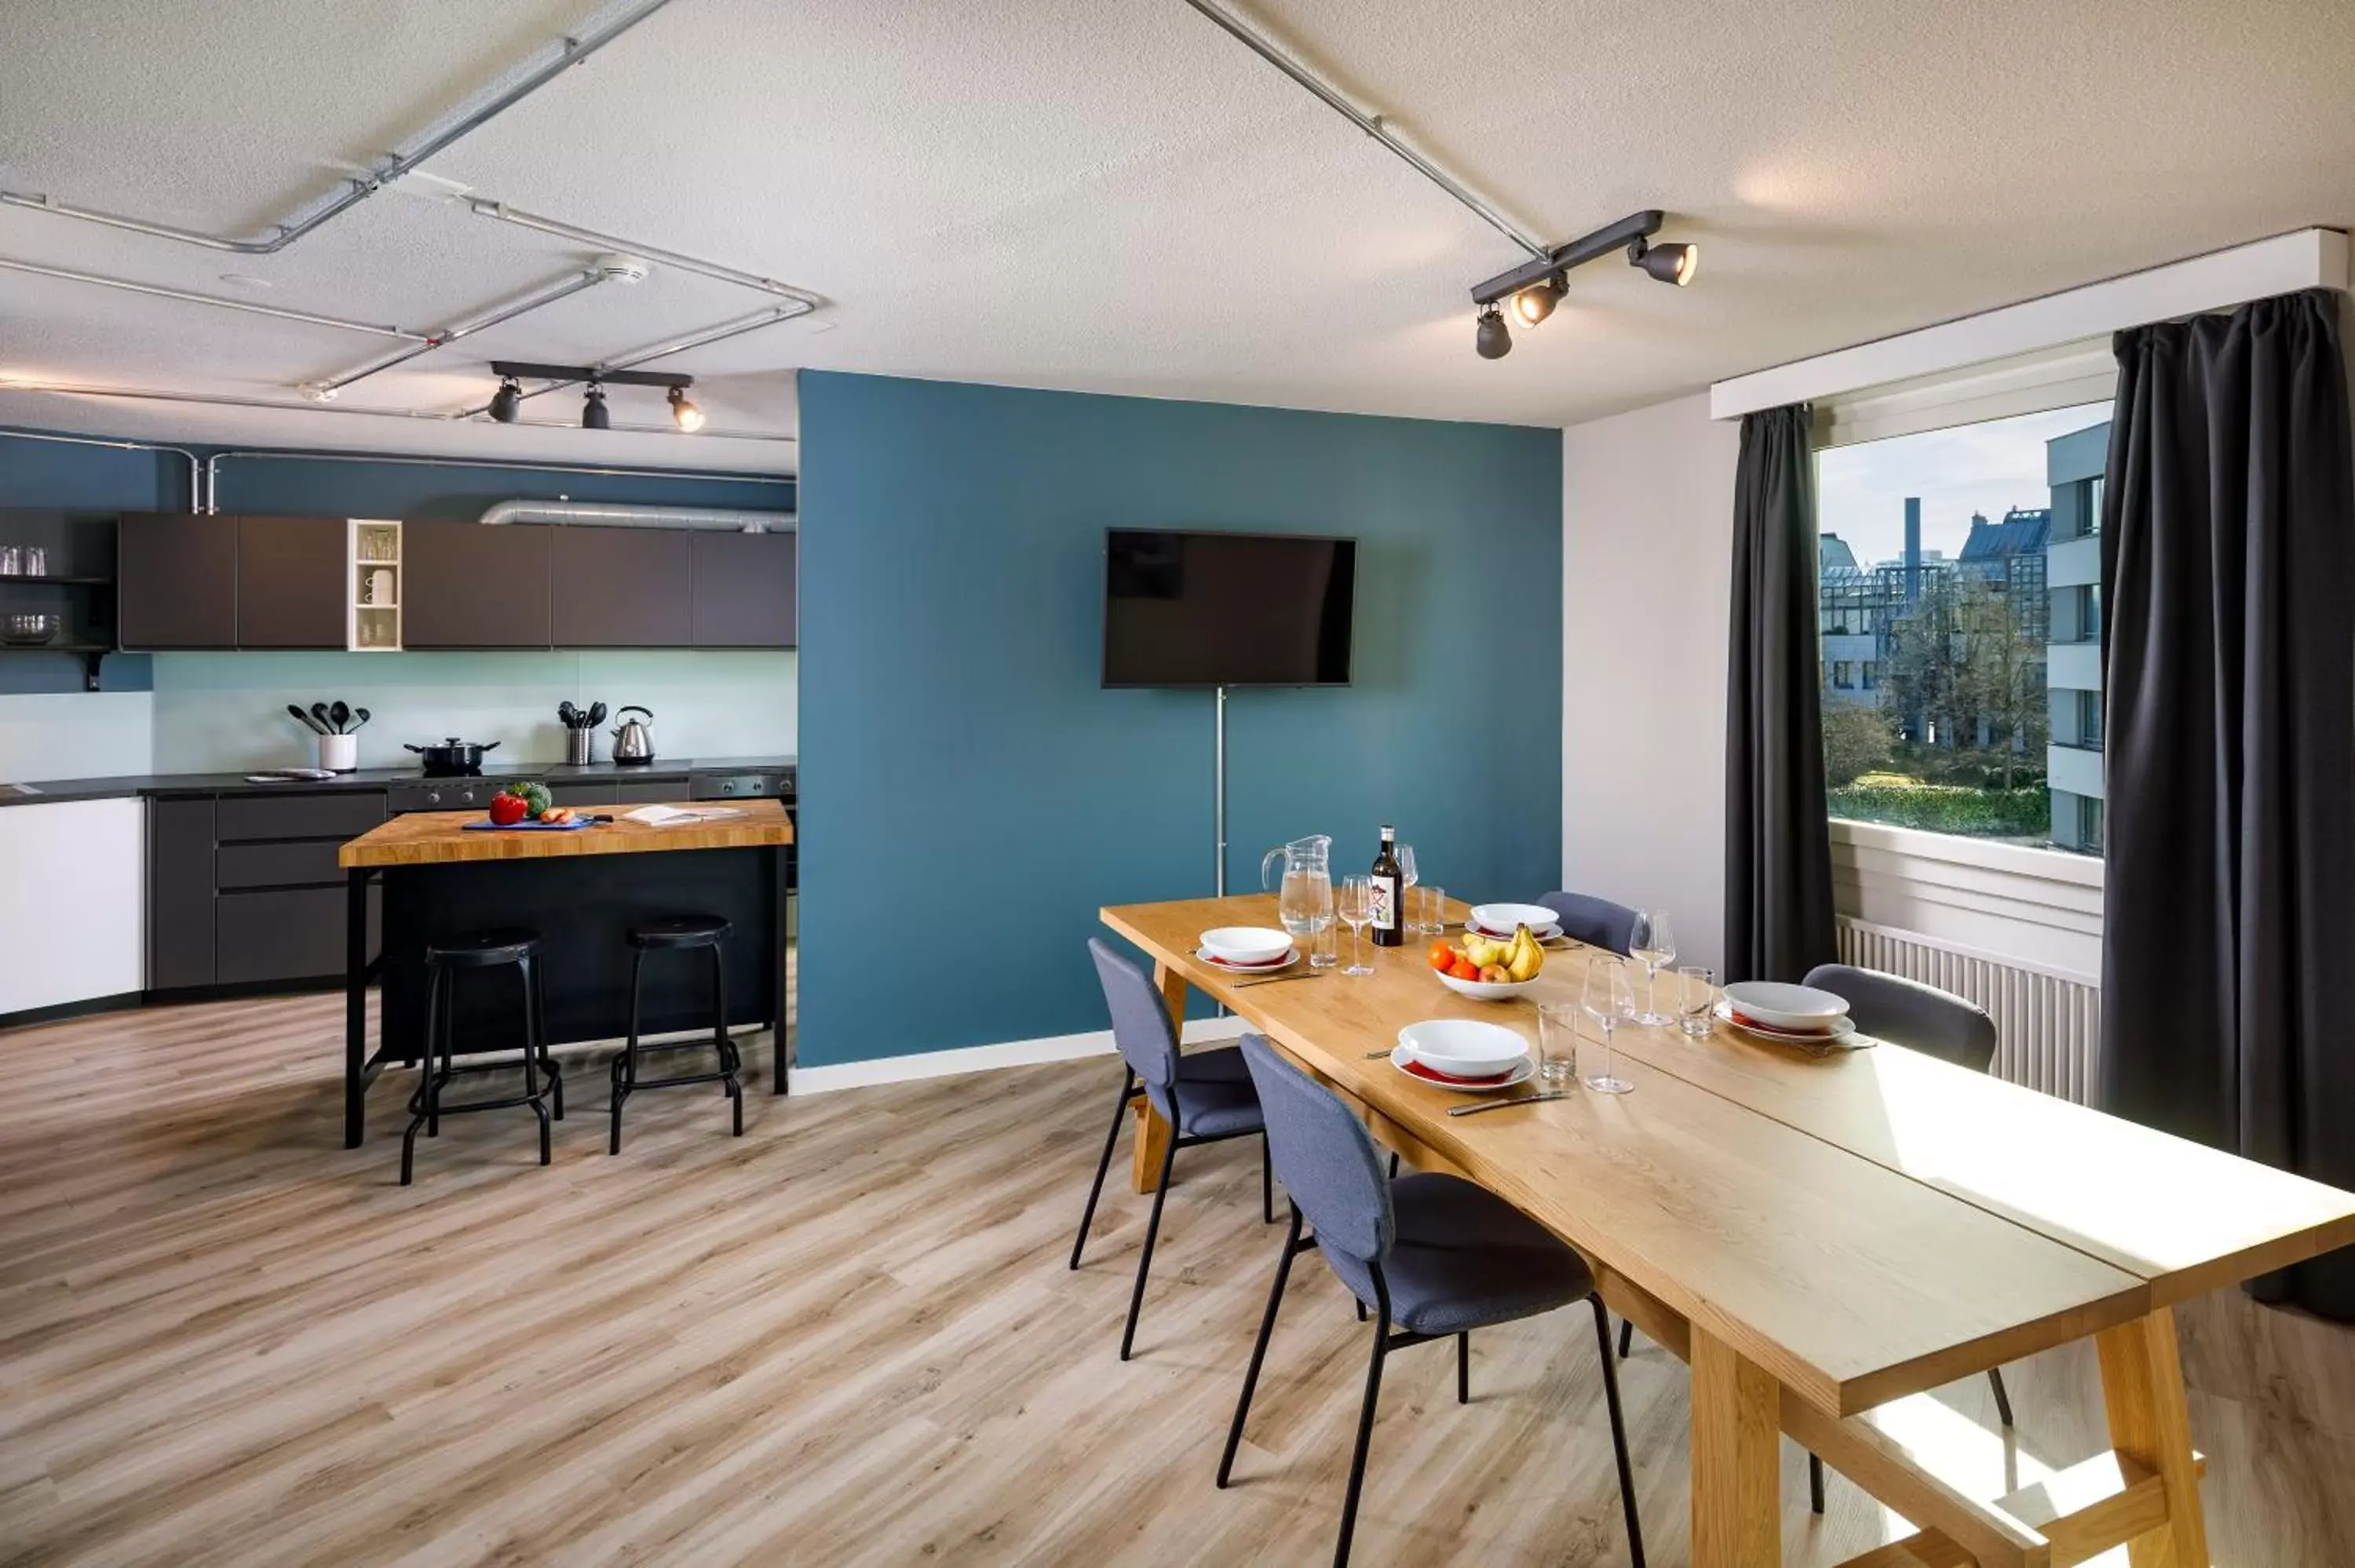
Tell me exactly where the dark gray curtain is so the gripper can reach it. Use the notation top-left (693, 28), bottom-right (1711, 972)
top-left (2100, 287), bottom-right (2355, 1320)
top-left (1725, 403), bottom-right (1838, 985)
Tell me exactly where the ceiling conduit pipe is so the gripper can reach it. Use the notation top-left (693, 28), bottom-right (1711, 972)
top-left (0, 257), bottom-right (424, 338)
top-left (1, 426), bottom-right (204, 511)
top-left (205, 450), bottom-right (790, 519)
top-left (301, 257), bottom-right (644, 400)
top-left (0, 0), bottom-right (674, 254)
top-left (477, 499), bottom-right (791, 533)
top-left (464, 201), bottom-right (826, 308)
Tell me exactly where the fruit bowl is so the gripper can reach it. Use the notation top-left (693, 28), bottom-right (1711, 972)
top-left (1436, 969), bottom-right (1539, 1003)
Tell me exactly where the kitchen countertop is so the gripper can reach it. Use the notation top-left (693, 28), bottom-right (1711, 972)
top-left (0, 756), bottom-right (796, 808)
top-left (341, 798), bottom-right (793, 869)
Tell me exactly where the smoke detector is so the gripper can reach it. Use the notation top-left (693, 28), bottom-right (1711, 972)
top-left (592, 253), bottom-right (649, 285)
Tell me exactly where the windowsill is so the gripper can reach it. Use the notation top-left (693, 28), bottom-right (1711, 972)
top-left (1829, 817), bottom-right (2104, 888)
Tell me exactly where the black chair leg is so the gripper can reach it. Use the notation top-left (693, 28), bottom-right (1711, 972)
top-left (611, 947), bottom-right (645, 1156)
top-left (1261, 1134), bottom-right (1274, 1224)
top-left (1456, 1331), bottom-right (1470, 1405)
top-left (1069, 1067), bottom-right (1135, 1271)
top-left (1809, 1453), bottom-right (1825, 1514)
top-left (1988, 1366), bottom-right (2014, 1428)
top-left (1218, 1203), bottom-right (1302, 1487)
top-left (1618, 1317), bottom-right (1634, 1359)
top-left (712, 943), bottom-right (743, 1136)
top-left (1590, 1295), bottom-right (1646, 1568)
top-left (1333, 1294), bottom-right (1392, 1568)
top-left (1119, 1133), bottom-right (1179, 1361)
top-left (1386, 1150), bottom-right (1400, 1180)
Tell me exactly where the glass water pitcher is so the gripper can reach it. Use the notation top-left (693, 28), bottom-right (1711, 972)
top-left (1261, 833), bottom-right (1334, 941)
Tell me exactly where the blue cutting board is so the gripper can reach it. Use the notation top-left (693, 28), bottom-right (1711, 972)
top-left (462, 816), bottom-right (601, 832)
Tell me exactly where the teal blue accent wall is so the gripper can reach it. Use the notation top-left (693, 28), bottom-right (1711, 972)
top-left (796, 373), bottom-right (1562, 1067)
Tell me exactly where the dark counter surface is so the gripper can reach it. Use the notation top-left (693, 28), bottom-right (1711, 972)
top-left (0, 755), bottom-right (795, 808)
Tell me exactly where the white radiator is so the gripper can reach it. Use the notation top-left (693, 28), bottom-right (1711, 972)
top-left (1834, 917), bottom-right (2101, 1103)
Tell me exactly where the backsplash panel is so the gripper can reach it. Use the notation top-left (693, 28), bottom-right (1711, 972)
top-left (0, 691), bottom-right (155, 781)
top-left (150, 650), bottom-right (794, 771)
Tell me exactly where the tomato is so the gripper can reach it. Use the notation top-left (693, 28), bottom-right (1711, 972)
top-left (488, 793), bottom-right (528, 826)
top-left (1427, 941), bottom-right (1455, 971)
top-left (1448, 956), bottom-right (1480, 981)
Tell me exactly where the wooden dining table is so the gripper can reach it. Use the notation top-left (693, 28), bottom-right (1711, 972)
top-left (1101, 892), bottom-right (2355, 1568)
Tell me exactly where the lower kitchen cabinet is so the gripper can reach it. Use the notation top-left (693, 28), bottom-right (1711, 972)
top-left (217, 888), bottom-right (355, 986)
top-left (148, 789), bottom-right (384, 993)
top-left (149, 797), bottom-right (218, 991)
top-left (0, 798), bottom-right (147, 1018)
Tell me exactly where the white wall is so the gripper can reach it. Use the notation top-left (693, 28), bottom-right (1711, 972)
top-left (1561, 392), bottom-right (1741, 972)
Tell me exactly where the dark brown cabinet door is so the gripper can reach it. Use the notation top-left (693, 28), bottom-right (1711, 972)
top-left (118, 512), bottom-right (236, 649)
top-left (236, 516), bottom-right (347, 648)
top-left (148, 796), bottom-right (217, 990)
top-left (692, 530), bottom-right (796, 647)
top-left (403, 520), bottom-right (552, 648)
top-left (553, 526), bottom-right (692, 647)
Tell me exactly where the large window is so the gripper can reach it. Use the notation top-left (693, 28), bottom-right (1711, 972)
top-left (1815, 403), bottom-right (2110, 855)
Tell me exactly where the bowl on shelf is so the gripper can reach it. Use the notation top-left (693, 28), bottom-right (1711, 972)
top-left (2, 613), bottom-right (60, 647)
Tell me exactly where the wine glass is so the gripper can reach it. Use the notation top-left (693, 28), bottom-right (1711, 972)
top-left (1629, 909), bottom-right (1677, 1026)
top-left (1337, 874), bottom-right (1375, 976)
top-left (1581, 956), bottom-right (1636, 1095)
top-left (1396, 844), bottom-right (1423, 932)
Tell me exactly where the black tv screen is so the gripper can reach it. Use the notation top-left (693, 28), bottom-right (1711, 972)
top-left (1102, 529), bottom-right (1356, 687)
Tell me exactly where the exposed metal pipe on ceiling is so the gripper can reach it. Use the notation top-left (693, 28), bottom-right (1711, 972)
top-left (0, 257), bottom-right (425, 339)
top-left (463, 201), bottom-right (826, 308)
top-left (477, 499), bottom-right (791, 532)
top-left (0, 426), bottom-right (205, 511)
top-left (1176, 0), bottom-right (1550, 262)
top-left (0, 0), bottom-right (674, 254)
top-left (304, 258), bottom-right (642, 399)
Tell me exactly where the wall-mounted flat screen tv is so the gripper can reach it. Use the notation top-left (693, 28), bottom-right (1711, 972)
top-left (1102, 529), bottom-right (1356, 687)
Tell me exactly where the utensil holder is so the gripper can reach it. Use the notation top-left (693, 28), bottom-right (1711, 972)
top-left (564, 727), bottom-right (593, 765)
top-left (319, 734), bottom-right (358, 773)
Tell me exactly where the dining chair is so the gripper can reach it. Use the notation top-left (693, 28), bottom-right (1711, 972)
top-left (1220, 1034), bottom-right (1645, 1568)
top-left (1071, 939), bottom-right (1273, 1361)
top-left (1798, 961), bottom-right (2007, 1514)
top-left (1540, 890), bottom-right (1639, 956)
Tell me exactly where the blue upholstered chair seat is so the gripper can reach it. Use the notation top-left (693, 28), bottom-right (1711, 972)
top-left (1317, 1172), bottom-right (1596, 1336)
top-left (1169, 1045), bottom-right (1265, 1140)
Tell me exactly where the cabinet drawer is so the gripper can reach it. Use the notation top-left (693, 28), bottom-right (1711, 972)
top-left (217, 839), bottom-right (344, 889)
top-left (216, 886), bottom-right (356, 984)
top-left (546, 782), bottom-right (618, 807)
top-left (215, 790), bottom-right (385, 842)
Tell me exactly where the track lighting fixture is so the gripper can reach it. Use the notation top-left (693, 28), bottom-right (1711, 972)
top-left (582, 381), bottom-right (611, 429)
top-left (1630, 236), bottom-right (1699, 287)
top-left (667, 385), bottom-right (705, 432)
top-left (487, 361), bottom-right (699, 432)
top-left (489, 377), bottom-right (522, 423)
top-left (1474, 304), bottom-right (1512, 359)
top-left (1466, 209), bottom-right (1697, 360)
top-left (1510, 277), bottom-right (1563, 329)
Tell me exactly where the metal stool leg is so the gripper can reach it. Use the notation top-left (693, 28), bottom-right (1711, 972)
top-left (1591, 1295), bottom-right (1647, 1567)
top-left (611, 947), bottom-right (645, 1156)
top-left (1988, 1366), bottom-right (2014, 1427)
top-left (1618, 1317), bottom-right (1634, 1359)
top-left (400, 964), bottom-right (445, 1186)
top-left (1809, 1453), bottom-right (1826, 1514)
top-left (428, 965), bottom-right (453, 1139)
top-left (528, 955), bottom-right (561, 1121)
top-left (712, 942), bottom-right (742, 1136)
top-left (517, 955), bottom-right (550, 1167)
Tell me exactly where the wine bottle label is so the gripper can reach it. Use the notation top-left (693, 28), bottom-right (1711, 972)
top-left (1371, 876), bottom-right (1397, 931)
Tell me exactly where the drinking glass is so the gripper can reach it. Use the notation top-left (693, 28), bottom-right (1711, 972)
top-left (1677, 965), bottom-right (1718, 1036)
top-left (24, 547), bottom-right (46, 576)
top-left (1536, 1001), bottom-right (1580, 1084)
top-left (1415, 884), bottom-right (1447, 937)
top-left (1307, 915), bottom-right (1340, 969)
top-left (1581, 956), bottom-right (1636, 1094)
top-left (0, 546), bottom-right (18, 576)
top-left (1629, 909), bottom-right (1678, 1026)
top-left (1337, 874), bottom-right (1375, 976)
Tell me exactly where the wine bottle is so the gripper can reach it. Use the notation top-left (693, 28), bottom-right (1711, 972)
top-left (1369, 824), bottom-right (1404, 948)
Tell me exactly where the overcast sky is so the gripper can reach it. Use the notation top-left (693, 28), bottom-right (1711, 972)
top-left (1816, 402), bottom-right (2110, 567)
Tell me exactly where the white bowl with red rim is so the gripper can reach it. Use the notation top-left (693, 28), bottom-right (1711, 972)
top-left (1199, 926), bottom-right (1293, 966)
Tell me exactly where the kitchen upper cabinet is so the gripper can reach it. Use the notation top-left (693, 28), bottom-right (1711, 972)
top-left (402, 520), bottom-right (552, 648)
top-left (235, 516), bottom-right (347, 648)
top-left (692, 530), bottom-right (796, 647)
top-left (118, 512), bottom-right (237, 650)
top-left (553, 525), bottom-right (692, 647)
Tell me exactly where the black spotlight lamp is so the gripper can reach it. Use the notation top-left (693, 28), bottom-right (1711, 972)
top-left (1474, 304), bottom-right (1512, 359)
top-left (1510, 276), bottom-right (1564, 328)
top-left (582, 381), bottom-right (611, 430)
top-left (1630, 236), bottom-right (1699, 286)
top-left (667, 385), bottom-right (706, 432)
top-left (488, 376), bottom-right (522, 424)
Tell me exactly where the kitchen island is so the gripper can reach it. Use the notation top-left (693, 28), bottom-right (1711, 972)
top-left (337, 799), bottom-right (794, 1147)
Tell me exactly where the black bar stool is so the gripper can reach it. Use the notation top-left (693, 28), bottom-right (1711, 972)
top-left (400, 927), bottom-right (562, 1186)
top-left (610, 914), bottom-right (743, 1153)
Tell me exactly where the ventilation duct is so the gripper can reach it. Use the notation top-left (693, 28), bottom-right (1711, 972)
top-left (476, 499), bottom-right (792, 533)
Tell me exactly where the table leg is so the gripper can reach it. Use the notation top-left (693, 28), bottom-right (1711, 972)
top-left (1691, 1322), bottom-right (1780, 1567)
top-left (1130, 961), bottom-right (1188, 1194)
top-left (344, 867), bottom-right (370, 1150)
top-left (2096, 1307), bottom-right (2210, 1568)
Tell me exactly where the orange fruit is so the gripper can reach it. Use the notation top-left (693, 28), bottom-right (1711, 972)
top-left (1427, 941), bottom-right (1455, 971)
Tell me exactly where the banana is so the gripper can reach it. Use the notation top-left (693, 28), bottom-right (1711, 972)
top-left (1506, 924), bottom-right (1544, 983)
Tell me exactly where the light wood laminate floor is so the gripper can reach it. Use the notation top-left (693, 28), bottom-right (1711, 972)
top-left (3, 994), bottom-right (2350, 1566)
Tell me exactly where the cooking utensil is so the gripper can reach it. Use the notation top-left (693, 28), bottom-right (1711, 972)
top-left (587, 701), bottom-right (607, 727)
top-left (310, 701), bottom-right (334, 736)
top-left (559, 701), bottom-right (580, 728)
top-left (1448, 1091), bottom-right (1573, 1117)
top-left (288, 702), bottom-right (330, 736)
top-left (403, 738), bottom-right (501, 776)
top-left (351, 707), bottom-right (371, 731)
top-left (330, 700), bottom-right (352, 734)
top-left (610, 706), bottom-right (655, 764)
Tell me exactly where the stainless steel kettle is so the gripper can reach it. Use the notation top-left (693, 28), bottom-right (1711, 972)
top-left (611, 705), bottom-right (655, 764)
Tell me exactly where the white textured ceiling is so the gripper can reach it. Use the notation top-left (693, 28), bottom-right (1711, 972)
top-left (2, 0), bottom-right (2352, 470)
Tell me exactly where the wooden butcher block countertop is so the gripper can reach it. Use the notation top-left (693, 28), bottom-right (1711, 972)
top-left (339, 798), bottom-right (792, 869)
